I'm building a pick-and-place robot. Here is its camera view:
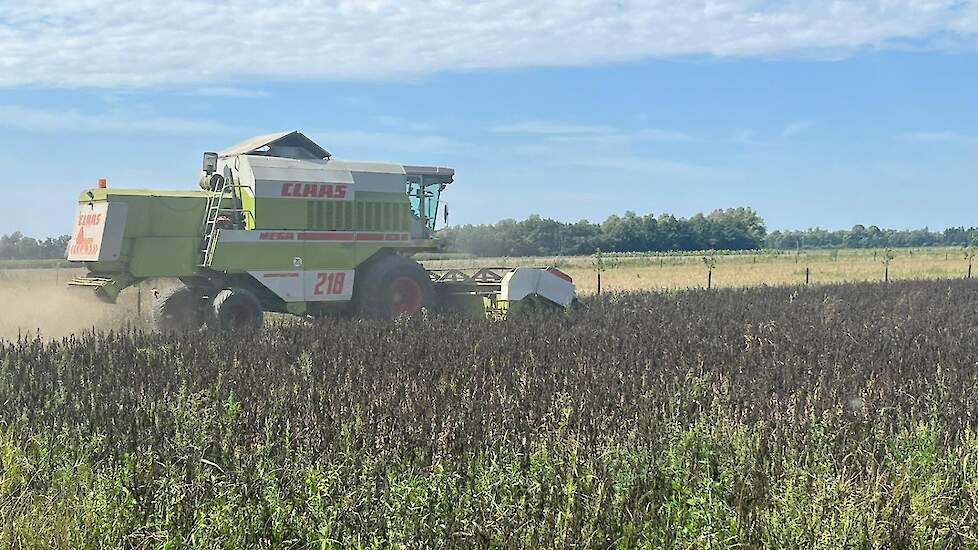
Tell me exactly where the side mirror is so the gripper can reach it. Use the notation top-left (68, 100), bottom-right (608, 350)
top-left (202, 152), bottom-right (218, 175)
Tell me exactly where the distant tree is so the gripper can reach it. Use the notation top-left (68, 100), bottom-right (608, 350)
top-left (0, 232), bottom-right (71, 260)
top-left (441, 207), bottom-right (768, 257)
top-left (442, 210), bottom-right (970, 258)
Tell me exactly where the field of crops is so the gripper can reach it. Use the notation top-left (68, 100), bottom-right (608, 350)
top-left (423, 246), bottom-right (976, 293)
top-left (3, 279), bottom-right (978, 547)
top-left (4, 246), bottom-right (977, 341)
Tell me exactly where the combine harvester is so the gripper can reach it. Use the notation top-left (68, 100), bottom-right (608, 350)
top-left (65, 131), bottom-right (575, 330)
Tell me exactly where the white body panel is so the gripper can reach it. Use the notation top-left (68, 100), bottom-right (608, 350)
top-left (501, 267), bottom-right (576, 308)
top-left (248, 269), bottom-right (355, 302)
top-left (241, 156), bottom-right (355, 202)
top-left (304, 269), bottom-right (355, 301)
top-left (249, 271), bottom-right (305, 301)
top-left (222, 155), bottom-right (417, 206)
top-left (66, 202), bottom-right (128, 262)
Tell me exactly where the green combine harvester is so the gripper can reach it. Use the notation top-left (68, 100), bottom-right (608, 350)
top-left (66, 131), bottom-right (576, 330)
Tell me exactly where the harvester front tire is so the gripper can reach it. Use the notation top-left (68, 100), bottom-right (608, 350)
top-left (154, 286), bottom-right (204, 333)
top-left (352, 255), bottom-right (433, 318)
top-left (212, 288), bottom-right (264, 331)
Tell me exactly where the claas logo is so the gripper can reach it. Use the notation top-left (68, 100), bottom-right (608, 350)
top-left (68, 211), bottom-right (103, 256)
top-left (280, 183), bottom-right (347, 199)
top-left (69, 226), bottom-right (98, 256)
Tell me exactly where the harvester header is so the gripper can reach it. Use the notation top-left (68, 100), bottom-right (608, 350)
top-left (66, 131), bottom-right (575, 329)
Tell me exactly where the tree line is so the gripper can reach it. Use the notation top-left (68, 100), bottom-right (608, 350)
top-left (765, 225), bottom-right (978, 250)
top-left (0, 232), bottom-right (70, 261)
top-left (441, 212), bottom-right (978, 257)
top-left (5, 214), bottom-right (978, 261)
top-left (440, 208), bottom-right (768, 257)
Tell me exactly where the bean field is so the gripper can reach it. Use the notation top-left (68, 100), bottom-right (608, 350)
top-left (3, 279), bottom-right (978, 547)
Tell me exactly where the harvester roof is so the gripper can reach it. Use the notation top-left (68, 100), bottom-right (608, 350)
top-left (219, 130), bottom-right (330, 160)
top-left (219, 131), bottom-right (455, 184)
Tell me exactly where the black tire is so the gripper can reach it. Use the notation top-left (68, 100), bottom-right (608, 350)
top-left (154, 286), bottom-right (204, 333)
top-left (351, 254), bottom-right (433, 318)
top-left (212, 288), bottom-right (264, 330)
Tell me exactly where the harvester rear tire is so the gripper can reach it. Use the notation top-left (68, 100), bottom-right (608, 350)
top-left (154, 286), bottom-right (204, 333)
top-left (211, 288), bottom-right (264, 331)
top-left (351, 254), bottom-right (433, 318)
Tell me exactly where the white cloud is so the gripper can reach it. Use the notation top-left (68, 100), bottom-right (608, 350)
top-left (782, 120), bottom-right (818, 137)
top-left (492, 119), bottom-right (693, 146)
top-left (900, 131), bottom-right (978, 144)
top-left (491, 121), bottom-right (619, 135)
top-left (309, 130), bottom-right (467, 158)
top-left (0, 1), bottom-right (975, 88)
top-left (0, 105), bottom-right (234, 134)
top-left (733, 128), bottom-right (760, 144)
top-left (371, 115), bottom-right (433, 133)
top-left (191, 87), bottom-right (267, 98)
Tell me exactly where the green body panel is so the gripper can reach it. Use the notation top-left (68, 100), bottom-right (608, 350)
top-left (130, 238), bottom-right (201, 277)
top-left (77, 188), bottom-right (209, 278)
top-left (240, 189), bottom-right (257, 230)
top-left (252, 193), bottom-right (413, 232)
top-left (73, 186), bottom-right (439, 291)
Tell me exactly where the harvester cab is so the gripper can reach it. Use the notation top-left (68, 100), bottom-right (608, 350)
top-left (66, 131), bottom-right (575, 330)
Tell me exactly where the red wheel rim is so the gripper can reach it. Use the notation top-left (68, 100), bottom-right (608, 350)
top-left (388, 276), bottom-right (423, 315)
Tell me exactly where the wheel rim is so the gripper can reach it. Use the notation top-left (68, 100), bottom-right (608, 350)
top-left (388, 276), bottom-right (423, 315)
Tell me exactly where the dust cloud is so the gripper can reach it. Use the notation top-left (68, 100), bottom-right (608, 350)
top-left (0, 268), bottom-right (150, 341)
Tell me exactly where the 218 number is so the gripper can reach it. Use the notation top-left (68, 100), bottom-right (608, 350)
top-left (313, 272), bottom-right (346, 295)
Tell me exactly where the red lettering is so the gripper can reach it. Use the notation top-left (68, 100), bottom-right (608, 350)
top-left (313, 272), bottom-right (347, 295)
top-left (278, 182), bottom-right (349, 200)
top-left (313, 273), bottom-right (328, 295)
top-left (77, 213), bottom-right (103, 226)
top-left (259, 232), bottom-right (294, 240)
top-left (331, 272), bottom-right (345, 294)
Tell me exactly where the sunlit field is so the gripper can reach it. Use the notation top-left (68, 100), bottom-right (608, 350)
top-left (422, 247), bottom-right (976, 294)
top-left (1, 247), bottom-right (974, 339)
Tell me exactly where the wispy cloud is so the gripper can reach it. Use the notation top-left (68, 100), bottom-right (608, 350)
top-left (900, 131), bottom-right (978, 144)
top-left (191, 87), bottom-right (268, 98)
top-left (0, 105), bottom-right (234, 134)
top-left (371, 115), bottom-right (433, 133)
top-left (310, 130), bottom-right (467, 158)
top-left (782, 120), bottom-right (818, 138)
top-left (491, 121), bottom-right (618, 135)
top-left (492, 119), bottom-right (693, 146)
top-left (733, 128), bottom-right (760, 145)
top-left (0, 1), bottom-right (976, 88)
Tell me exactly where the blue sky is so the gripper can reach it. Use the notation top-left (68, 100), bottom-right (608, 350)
top-left (1, 1), bottom-right (977, 238)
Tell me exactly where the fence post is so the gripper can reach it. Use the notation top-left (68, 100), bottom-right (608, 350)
top-left (805, 267), bottom-right (810, 285)
top-left (597, 272), bottom-right (601, 295)
top-left (707, 270), bottom-right (712, 290)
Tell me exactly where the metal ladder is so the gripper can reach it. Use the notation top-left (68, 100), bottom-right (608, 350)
top-left (199, 178), bottom-right (242, 267)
